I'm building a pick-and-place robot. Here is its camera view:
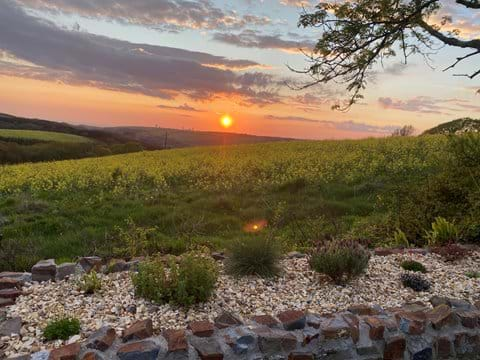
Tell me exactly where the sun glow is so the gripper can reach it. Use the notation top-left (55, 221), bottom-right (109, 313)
top-left (220, 114), bottom-right (233, 128)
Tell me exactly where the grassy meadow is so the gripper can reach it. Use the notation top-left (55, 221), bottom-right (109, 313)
top-left (1, 134), bottom-right (478, 271)
top-left (0, 129), bottom-right (91, 143)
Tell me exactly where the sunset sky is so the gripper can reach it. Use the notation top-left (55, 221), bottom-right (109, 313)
top-left (0, 0), bottom-right (479, 139)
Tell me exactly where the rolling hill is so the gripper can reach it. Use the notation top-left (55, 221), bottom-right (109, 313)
top-left (423, 117), bottom-right (480, 135)
top-left (0, 129), bottom-right (92, 143)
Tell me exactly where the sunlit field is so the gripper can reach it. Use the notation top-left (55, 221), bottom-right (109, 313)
top-left (0, 136), bottom-right (449, 270)
top-left (0, 129), bottom-right (91, 143)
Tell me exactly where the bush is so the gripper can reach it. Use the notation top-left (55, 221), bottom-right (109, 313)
top-left (225, 236), bottom-right (282, 278)
top-left (466, 271), bottom-right (480, 279)
top-left (431, 243), bottom-right (471, 262)
top-left (425, 217), bottom-right (459, 246)
top-left (309, 239), bottom-right (370, 285)
top-left (43, 317), bottom-right (81, 341)
top-left (78, 271), bottom-right (102, 294)
top-left (391, 229), bottom-right (410, 248)
top-left (132, 252), bottom-right (218, 307)
top-left (401, 260), bottom-right (426, 273)
top-left (401, 273), bottom-right (431, 292)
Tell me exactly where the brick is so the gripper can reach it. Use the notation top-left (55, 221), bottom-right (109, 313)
top-left (412, 348), bottom-right (433, 360)
top-left (214, 311), bottom-right (242, 329)
top-left (117, 340), bottom-right (160, 360)
top-left (49, 343), bottom-right (81, 360)
top-left (456, 310), bottom-right (480, 328)
top-left (384, 336), bottom-right (406, 360)
top-left (288, 351), bottom-right (314, 360)
top-left (122, 319), bottom-right (153, 342)
top-left (342, 313), bottom-right (359, 343)
top-left (322, 316), bottom-right (351, 340)
top-left (252, 314), bottom-right (279, 328)
top-left (395, 311), bottom-right (426, 335)
top-left (163, 329), bottom-right (188, 352)
top-left (79, 257), bottom-right (102, 273)
top-left (223, 327), bottom-right (255, 355)
top-left (348, 304), bottom-right (380, 316)
top-left (190, 337), bottom-right (224, 360)
top-left (81, 352), bottom-right (103, 360)
top-left (426, 305), bottom-right (455, 329)
top-left (277, 310), bottom-right (306, 331)
top-left (435, 337), bottom-right (452, 359)
top-left (364, 316), bottom-right (384, 340)
top-left (189, 320), bottom-right (215, 337)
top-left (86, 326), bottom-right (116, 351)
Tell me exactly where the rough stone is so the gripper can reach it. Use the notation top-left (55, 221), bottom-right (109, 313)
top-left (86, 326), bottom-right (116, 351)
top-left (254, 327), bottom-right (297, 355)
top-left (79, 257), bottom-right (102, 273)
top-left (123, 319), bottom-right (153, 342)
top-left (214, 311), bottom-right (242, 329)
top-left (0, 272), bottom-right (31, 283)
top-left (322, 316), bottom-right (352, 340)
top-left (412, 348), bottom-right (433, 360)
top-left (163, 329), bottom-right (188, 353)
top-left (356, 323), bottom-right (381, 358)
top-left (426, 305), bottom-right (455, 329)
top-left (188, 321), bottom-right (215, 338)
top-left (364, 316), bottom-right (385, 340)
top-left (288, 351), bottom-right (314, 360)
top-left (81, 351), bottom-right (104, 360)
top-left (31, 259), bottom-right (56, 282)
top-left (55, 263), bottom-right (78, 281)
top-left (49, 342), bottom-right (81, 360)
top-left (383, 335), bottom-right (406, 360)
top-left (117, 340), bottom-right (160, 360)
top-left (277, 310), bottom-right (306, 331)
top-left (0, 317), bottom-right (22, 337)
top-left (348, 304), bottom-right (380, 316)
top-left (395, 311), bottom-right (427, 335)
top-left (0, 278), bottom-right (21, 290)
top-left (374, 248), bottom-right (403, 256)
top-left (190, 337), bottom-right (223, 360)
top-left (342, 313), bottom-right (360, 343)
top-left (211, 253), bottom-right (226, 261)
top-left (251, 314), bottom-right (279, 328)
top-left (0, 289), bottom-right (22, 299)
top-left (223, 326), bottom-right (256, 355)
top-left (455, 310), bottom-right (480, 328)
top-left (0, 298), bottom-right (15, 308)
top-left (435, 337), bottom-right (452, 359)
top-left (107, 259), bottom-right (128, 273)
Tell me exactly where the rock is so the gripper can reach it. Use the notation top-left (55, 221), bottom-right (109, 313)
top-left (0, 278), bottom-right (21, 290)
top-left (321, 316), bottom-right (351, 340)
top-left (214, 311), bottom-right (242, 329)
top-left (55, 263), bottom-right (78, 281)
top-left (211, 252), bottom-right (226, 261)
top-left (412, 348), bottom-right (433, 360)
top-left (31, 351), bottom-right (50, 360)
top-left (117, 340), bottom-right (161, 360)
top-left (251, 315), bottom-right (279, 328)
top-left (426, 305), bottom-right (455, 330)
top-left (0, 289), bottom-right (22, 299)
top-left (163, 329), bottom-right (188, 353)
top-left (81, 351), bottom-right (104, 360)
top-left (123, 319), bottom-right (153, 342)
top-left (107, 259), bottom-right (128, 273)
top-left (6, 356), bottom-right (30, 360)
top-left (288, 351), bottom-right (314, 360)
top-left (395, 311), bottom-right (426, 335)
top-left (374, 248), bottom-right (403, 256)
top-left (341, 313), bottom-right (359, 343)
top-left (188, 321), bottom-right (215, 338)
top-left (383, 335), bottom-right (406, 360)
top-left (0, 298), bottom-right (15, 308)
top-left (434, 337), bottom-right (453, 359)
top-left (287, 252), bottom-right (306, 259)
top-left (0, 272), bottom-right (31, 283)
top-left (223, 326), bottom-right (256, 355)
top-left (125, 305), bottom-right (137, 315)
top-left (79, 257), bottom-right (102, 273)
top-left (190, 337), bottom-right (224, 360)
top-left (0, 317), bottom-right (22, 337)
top-left (86, 326), bottom-right (116, 351)
top-left (254, 328), bottom-right (297, 356)
top-left (32, 259), bottom-right (57, 282)
top-left (347, 304), bottom-right (380, 316)
top-left (125, 260), bottom-right (141, 272)
top-left (356, 322), bottom-right (381, 358)
top-left (49, 342), bottom-right (81, 360)
top-left (455, 310), bottom-right (480, 328)
top-left (277, 310), bottom-right (306, 331)
top-left (364, 316), bottom-right (385, 340)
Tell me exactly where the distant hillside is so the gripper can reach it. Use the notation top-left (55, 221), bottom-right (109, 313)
top-left (423, 118), bottom-right (480, 135)
top-left (106, 126), bottom-right (291, 149)
top-left (0, 129), bottom-right (91, 143)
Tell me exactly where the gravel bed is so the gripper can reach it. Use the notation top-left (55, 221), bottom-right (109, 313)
top-left (2, 252), bottom-right (480, 356)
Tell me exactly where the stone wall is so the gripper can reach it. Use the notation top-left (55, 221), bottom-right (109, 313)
top-left (4, 298), bottom-right (479, 360)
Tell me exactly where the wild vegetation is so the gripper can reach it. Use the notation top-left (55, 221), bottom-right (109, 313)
top-left (0, 134), bottom-right (478, 272)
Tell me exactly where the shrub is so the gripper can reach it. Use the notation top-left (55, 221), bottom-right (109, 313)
top-left (466, 271), bottom-right (480, 279)
top-left (43, 317), bottom-right (81, 341)
top-left (225, 236), bottom-right (282, 278)
top-left (132, 252), bottom-right (218, 307)
top-left (401, 273), bottom-right (431, 292)
top-left (401, 260), bottom-right (426, 273)
top-left (78, 271), bottom-right (102, 294)
top-left (113, 218), bottom-right (156, 258)
top-left (431, 243), bottom-right (471, 262)
top-left (425, 217), bottom-right (458, 246)
top-left (309, 239), bottom-right (370, 285)
top-left (391, 229), bottom-right (410, 248)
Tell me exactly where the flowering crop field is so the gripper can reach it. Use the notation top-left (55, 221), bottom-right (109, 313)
top-left (0, 136), bottom-right (449, 271)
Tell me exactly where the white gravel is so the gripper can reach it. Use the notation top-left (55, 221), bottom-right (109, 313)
top-left (2, 251), bottom-right (480, 356)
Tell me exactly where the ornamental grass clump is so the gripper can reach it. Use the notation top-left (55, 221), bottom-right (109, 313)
top-left (78, 271), bottom-right (102, 294)
top-left (225, 236), bottom-right (282, 278)
top-left (309, 239), bottom-right (370, 285)
top-left (425, 217), bottom-right (459, 246)
top-left (400, 260), bottom-right (426, 273)
top-left (132, 251), bottom-right (218, 307)
top-left (43, 317), bottom-right (80, 341)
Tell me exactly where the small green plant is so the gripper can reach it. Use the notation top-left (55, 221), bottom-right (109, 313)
top-left (391, 229), bottom-right (410, 248)
top-left (132, 252), bottom-right (218, 307)
top-left (466, 271), bottom-right (480, 279)
top-left (114, 218), bottom-right (156, 258)
top-left (43, 317), bottom-right (81, 341)
top-left (226, 236), bottom-right (282, 278)
top-left (78, 271), bottom-right (102, 294)
top-left (309, 239), bottom-right (370, 285)
top-left (425, 217), bottom-right (458, 246)
top-left (401, 260), bottom-right (426, 273)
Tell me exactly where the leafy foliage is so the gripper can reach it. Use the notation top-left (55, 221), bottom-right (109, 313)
top-left (309, 239), bottom-right (370, 285)
top-left (226, 236), bottom-right (282, 278)
top-left (78, 271), bottom-right (102, 294)
top-left (43, 317), bottom-right (81, 341)
top-left (401, 273), bottom-right (431, 292)
top-left (466, 271), bottom-right (480, 279)
top-left (401, 260), bottom-right (426, 273)
top-left (132, 252), bottom-right (218, 307)
top-left (431, 244), bottom-right (472, 262)
top-left (425, 217), bottom-right (459, 246)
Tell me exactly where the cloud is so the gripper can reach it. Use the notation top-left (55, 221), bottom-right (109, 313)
top-left (213, 30), bottom-right (314, 53)
top-left (279, 0), bottom-right (312, 7)
top-left (157, 103), bottom-right (205, 112)
top-left (378, 96), bottom-right (446, 114)
top-left (265, 115), bottom-right (399, 134)
top-left (16, 0), bottom-right (271, 32)
top-left (0, 1), bottom-right (279, 105)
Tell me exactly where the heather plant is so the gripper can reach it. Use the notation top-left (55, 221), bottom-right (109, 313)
top-left (401, 260), bottom-right (426, 273)
top-left (43, 317), bottom-right (80, 341)
top-left (401, 273), bottom-right (431, 292)
top-left (431, 243), bottom-right (471, 262)
top-left (309, 239), bottom-right (370, 285)
top-left (226, 236), bottom-right (282, 278)
top-left (425, 217), bottom-right (459, 246)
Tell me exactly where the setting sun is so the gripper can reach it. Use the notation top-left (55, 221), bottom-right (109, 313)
top-left (220, 114), bottom-right (233, 128)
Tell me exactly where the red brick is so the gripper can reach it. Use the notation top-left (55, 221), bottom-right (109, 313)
top-left (435, 337), bottom-right (452, 359)
top-left (288, 352), bottom-right (314, 360)
top-left (252, 315), bottom-right (279, 328)
top-left (427, 305), bottom-right (455, 329)
top-left (49, 343), bottom-right (81, 360)
top-left (364, 316), bottom-right (385, 340)
top-left (122, 319), bottom-right (153, 342)
top-left (277, 310), bottom-right (306, 330)
top-left (163, 329), bottom-right (188, 352)
top-left (456, 310), bottom-right (480, 329)
top-left (384, 336), bottom-right (406, 360)
top-left (348, 304), bottom-right (380, 316)
top-left (189, 321), bottom-right (215, 338)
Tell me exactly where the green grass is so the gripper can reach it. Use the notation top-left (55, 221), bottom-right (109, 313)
top-left (0, 129), bottom-right (91, 143)
top-left (0, 136), bottom-right (450, 271)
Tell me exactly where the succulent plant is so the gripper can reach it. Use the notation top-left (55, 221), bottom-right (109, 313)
top-left (401, 273), bottom-right (431, 292)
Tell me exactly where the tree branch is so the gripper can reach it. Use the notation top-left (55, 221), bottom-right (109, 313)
top-left (456, 0), bottom-right (480, 8)
top-left (418, 20), bottom-right (480, 50)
